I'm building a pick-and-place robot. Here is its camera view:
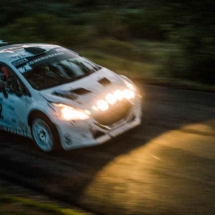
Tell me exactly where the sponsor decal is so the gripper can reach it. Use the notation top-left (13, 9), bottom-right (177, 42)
top-left (12, 58), bottom-right (28, 67)
top-left (29, 52), bottom-right (64, 66)
top-left (0, 125), bottom-right (28, 136)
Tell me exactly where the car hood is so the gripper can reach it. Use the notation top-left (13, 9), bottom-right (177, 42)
top-left (39, 68), bottom-right (125, 109)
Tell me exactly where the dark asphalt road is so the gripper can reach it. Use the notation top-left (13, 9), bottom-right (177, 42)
top-left (1, 84), bottom-right (215, 215)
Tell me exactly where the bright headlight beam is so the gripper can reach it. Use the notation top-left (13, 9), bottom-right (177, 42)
top-left (97, 100), bottom-right (109, 111)
top-left (123, 89), bottom-right (135, 99)
top-left (106, 93), bottom-right (117, 105)
top-left (114, 90), bottom-right (124, 101)
top-left (52, 103), bottom-right (89, 120)
top-left (62, 106), bottom-right (89, 120)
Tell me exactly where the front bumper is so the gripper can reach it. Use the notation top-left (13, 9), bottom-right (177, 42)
top-left (55, 95), bottom-right (142, 150)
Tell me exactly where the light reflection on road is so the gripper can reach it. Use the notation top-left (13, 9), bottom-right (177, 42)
top-left (81, 120), bottom-right (215, 215)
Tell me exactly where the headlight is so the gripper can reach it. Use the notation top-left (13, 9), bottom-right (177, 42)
top-left (105, 93), bottom-right (117, 105)
top-left (123, 89), bottom-right (135, 99)
top-left (51, 103), bottom-right (90, 120)
top-left (97, 100), bottom-right (109, 111)
top-left (113, 90), bottom-right (124, 101)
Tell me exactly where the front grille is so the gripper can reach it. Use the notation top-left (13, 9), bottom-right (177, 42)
top-left (94, 99), bottom-right (132, 126)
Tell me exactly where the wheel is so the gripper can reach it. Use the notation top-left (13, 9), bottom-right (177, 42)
top-left (31, 114), bottom-right (60, 152)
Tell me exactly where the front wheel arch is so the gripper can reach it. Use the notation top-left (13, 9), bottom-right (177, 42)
top-left (28, 110), bottom-right (54, 127)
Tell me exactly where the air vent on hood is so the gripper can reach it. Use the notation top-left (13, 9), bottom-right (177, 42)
top-left (53, 90), bottom-right (77, 100)
top-left (98, 78), bottom-right (111, 87)
top-left (70, 88), bottom-right (91, 95)
top-left (24, 47), bottom-right (46, 55)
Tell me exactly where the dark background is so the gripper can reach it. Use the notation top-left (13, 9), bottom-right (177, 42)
top-left (0, 0), bottom-right (215, 84)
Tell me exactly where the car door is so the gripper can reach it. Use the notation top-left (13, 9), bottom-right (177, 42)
top-left (0, 64), bottom-right (29, 136)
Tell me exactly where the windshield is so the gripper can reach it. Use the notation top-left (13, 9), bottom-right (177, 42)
top-left (12, 47), bottom-right (100, 90)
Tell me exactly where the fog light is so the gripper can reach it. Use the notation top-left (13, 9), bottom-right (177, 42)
top-left (106, 93), bottom-right (117, 105)
top-left (123, 89), bottom-right (135, 99)
top-left (114, 90), bottom-right (124, 101)
top-left (97, 100), bottom-right (109, 111)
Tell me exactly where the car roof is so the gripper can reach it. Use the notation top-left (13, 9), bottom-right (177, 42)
top-left (0, 43), bottom-right (60, 64)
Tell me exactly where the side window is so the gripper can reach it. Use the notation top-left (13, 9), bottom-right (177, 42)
top-left (0, 64), bottom-right (30, 96)
top-left (0, 65), bottom-right (18, 93)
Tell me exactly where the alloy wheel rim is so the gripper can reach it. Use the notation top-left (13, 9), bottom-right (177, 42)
top-left (32, 119), bottom-right (53, 152)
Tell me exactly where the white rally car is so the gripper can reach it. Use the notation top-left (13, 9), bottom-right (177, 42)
top-left (0, 43), bottom-right (141, 152)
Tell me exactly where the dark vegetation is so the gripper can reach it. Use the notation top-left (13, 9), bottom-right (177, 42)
top-left (0, 0), bottom-right (215, 84)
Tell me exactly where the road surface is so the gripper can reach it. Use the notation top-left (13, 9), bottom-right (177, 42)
top-left (0, 84), bottom-right (215, 215)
